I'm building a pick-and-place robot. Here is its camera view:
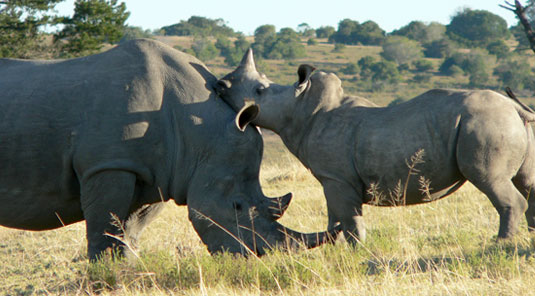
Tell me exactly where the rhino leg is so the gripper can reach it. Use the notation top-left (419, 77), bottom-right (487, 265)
top-left (473, 180), bottom-right (528, 238)
top-left (323, 180), bottom-right (366, 245)
top-left (513, 171), bottom-right (535, 232)
top-left (456, 116), bottom-right (530, 238)
top-left (512, 127), bottom-right (535, 232)
top-left (81, 170), bottom-right (136, 260)
top-left (525, 197), bottom-right (535, 232)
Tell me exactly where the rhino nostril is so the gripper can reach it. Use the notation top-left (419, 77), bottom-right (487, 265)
top-left (233, 202), bottom-right (242, 211)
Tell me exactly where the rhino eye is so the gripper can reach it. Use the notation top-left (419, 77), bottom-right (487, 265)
top-left (232, 202), bottom-right (242, 212)
top-left (256, 85), bottom-right (265, 96)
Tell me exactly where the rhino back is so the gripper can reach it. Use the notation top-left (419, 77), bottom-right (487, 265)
top-left (0, 39), bottom-right (217, 229)
top-left (304, 89), bottom-right (475, 203)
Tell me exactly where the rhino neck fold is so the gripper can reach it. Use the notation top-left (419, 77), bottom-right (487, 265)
top-left (277, 112), bottom-right (317, 168)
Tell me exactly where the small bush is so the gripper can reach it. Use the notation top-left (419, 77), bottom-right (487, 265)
top-left (413, 59), bottom-right (434, 72)
top-left (333, 43), bottom-right (346, 53)
top-left (340, 63), bottom-right (359, 75)
top-left (423, 38), bottom-right (456, 58)
top-left (486, 40), bottom-right (510, 59)
top-left (413, 73), bottom-right (433, 83)
top-left (191, 37), bottom-right (219, 61)
top-left (381, 36), bottom-right (423, 65)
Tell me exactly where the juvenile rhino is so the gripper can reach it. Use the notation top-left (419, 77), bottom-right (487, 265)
top-left (216, 49), bottom-right (535, 244)
top-left (0, 40), bottom-right (337, 260)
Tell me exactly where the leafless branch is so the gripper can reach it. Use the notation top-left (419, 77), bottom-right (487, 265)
top-left (501, 0), bottom-right (535, 54)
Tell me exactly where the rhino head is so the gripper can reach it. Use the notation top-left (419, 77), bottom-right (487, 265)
top-left (185, 104), bottom-right (338, 255)
top-left (215, 49), bottom-right (340, 134)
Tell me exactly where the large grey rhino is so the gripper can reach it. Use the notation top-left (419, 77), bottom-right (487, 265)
top-left (0, 39), bottom-right (337, 260)
top-left (216, 49), bottom-right (535, 245)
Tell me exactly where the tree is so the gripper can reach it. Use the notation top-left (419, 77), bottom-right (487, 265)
top-left (446, 8), bottom-right (510, 47)
top-left (120, 26), bottom-right (152, 43)
top-left (501, 1), bottom-right (535, 53)
top-left (380, 36), bottom-right (423, 65)
top-left (316, 26), bottom-right (335, 39)
top-left (297, 22), bottom-right (315, 37)
top-left (55, 0), bottom-right (130, 56)
top-left (369, 60), bottom-right (401, 89)
top-left (191, 37), bottom-right (219, 61)
top-left (252, 26), bottom-right (305, 60)
top-left (330, 19), bottom-right (385, 45)
top-left (486, 39), bottom-right (510, 59)
top-left (267, 27), bottom-right (305, 59)
top-left (391, 21), bottom-right (427, 41)
top-left (353, 20), bottom-right (385, 45)
top-left (340, 62), bottom-right (359, 75)
top-left (330, 18), bottom-right (358, 44)
top-left (493, 59), bottom-right (535, 90)
top-left (216, 35), bottom-right (250, 66)
top-left (423, 38), bottom-right (456, 58)
top-left (252, 24), bottom-right (276, 57)
top-left (439, 50), bottom-right (492, 86)
top-left (391, 21), bottom-right (446, 43)
top-left (160, 16), bottom-right (235, 37)
top-left (0, 0), bottom-right (63, 58)
top-left (425, 22), bottom-right (447, 41)
top-left (358, 56), bottom-right (376, 80)
top-left (510, 22), bottom-right (531, 50)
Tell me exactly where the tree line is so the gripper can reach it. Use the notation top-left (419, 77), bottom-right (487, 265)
top-left (4, 0), bottom-right (535, 93)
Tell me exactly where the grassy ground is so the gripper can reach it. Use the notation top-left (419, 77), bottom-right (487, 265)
top-left (2, 133), bottom-right (535, 295)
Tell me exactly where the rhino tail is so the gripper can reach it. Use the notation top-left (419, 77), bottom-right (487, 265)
top-left (505, 87), bottom-right (535, 123)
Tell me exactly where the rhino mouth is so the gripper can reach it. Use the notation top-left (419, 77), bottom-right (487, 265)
top-left (205, 220), bottom-right (341, 257)
top-left (194, 208), bottom-right (341, 256)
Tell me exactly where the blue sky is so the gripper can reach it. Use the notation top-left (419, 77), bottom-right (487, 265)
top-left (54, 0), bottom-right (519, 35)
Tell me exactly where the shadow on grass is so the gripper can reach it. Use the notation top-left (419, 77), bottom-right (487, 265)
top-left (365, 238), bottom-right (535, 277)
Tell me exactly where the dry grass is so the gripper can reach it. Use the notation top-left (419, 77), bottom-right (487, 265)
top-left (2, 133), bottom-right (535, 295)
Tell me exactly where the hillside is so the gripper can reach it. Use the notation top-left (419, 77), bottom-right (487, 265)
top-left (153, 35), bottom-right (535, 107)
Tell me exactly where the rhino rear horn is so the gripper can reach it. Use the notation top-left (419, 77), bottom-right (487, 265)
top-left (268, 192), bottom-right (292, 220)
top-left (295, 64), bottom-right (316, 97)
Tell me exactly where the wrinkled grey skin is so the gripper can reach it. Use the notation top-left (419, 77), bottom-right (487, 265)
top-left (0, 40), bottom-right (337, 260)
top-left (217, 49), bottom-right (535, 244)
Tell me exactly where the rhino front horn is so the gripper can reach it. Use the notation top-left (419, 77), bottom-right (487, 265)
top-left (268, 192), bottom-right (292, 220)
top-left (238, 48), bottom-right (256, 73)
top-left (279, 223), bottom-right (342, 250)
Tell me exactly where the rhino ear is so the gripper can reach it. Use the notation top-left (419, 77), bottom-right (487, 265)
top-left (235, 102), bottom-right (259, 132)
top-left (215, 79), bottom-right (231, 97)
top-left (295, 64), bottom-right (316, 97)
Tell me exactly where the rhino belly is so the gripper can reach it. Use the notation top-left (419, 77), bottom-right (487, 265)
top-left (0, 125), bottom-right (83, 230)
top-left (360, 147), bottom-right (465, 206)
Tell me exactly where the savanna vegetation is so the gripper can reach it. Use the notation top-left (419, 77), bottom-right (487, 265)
top-left (3, 0), bottom-right (535, 295)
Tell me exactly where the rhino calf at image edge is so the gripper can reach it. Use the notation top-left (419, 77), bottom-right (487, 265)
top-left (216, 49), bottom-right (535, 245)
top-left (0, 39), bottom-right (339, 261)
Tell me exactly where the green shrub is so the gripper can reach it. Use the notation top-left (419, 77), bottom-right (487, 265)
top-left (381, 36), bottom-right (423, 65)
top-left (486, 40), bottom-right (510, 59)
top-left (340, 62), bottom-right (359, 75)
top-left (413, 59), bottom-right (434, 72)
top-left (423, 38), bottom-right (456, 58)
